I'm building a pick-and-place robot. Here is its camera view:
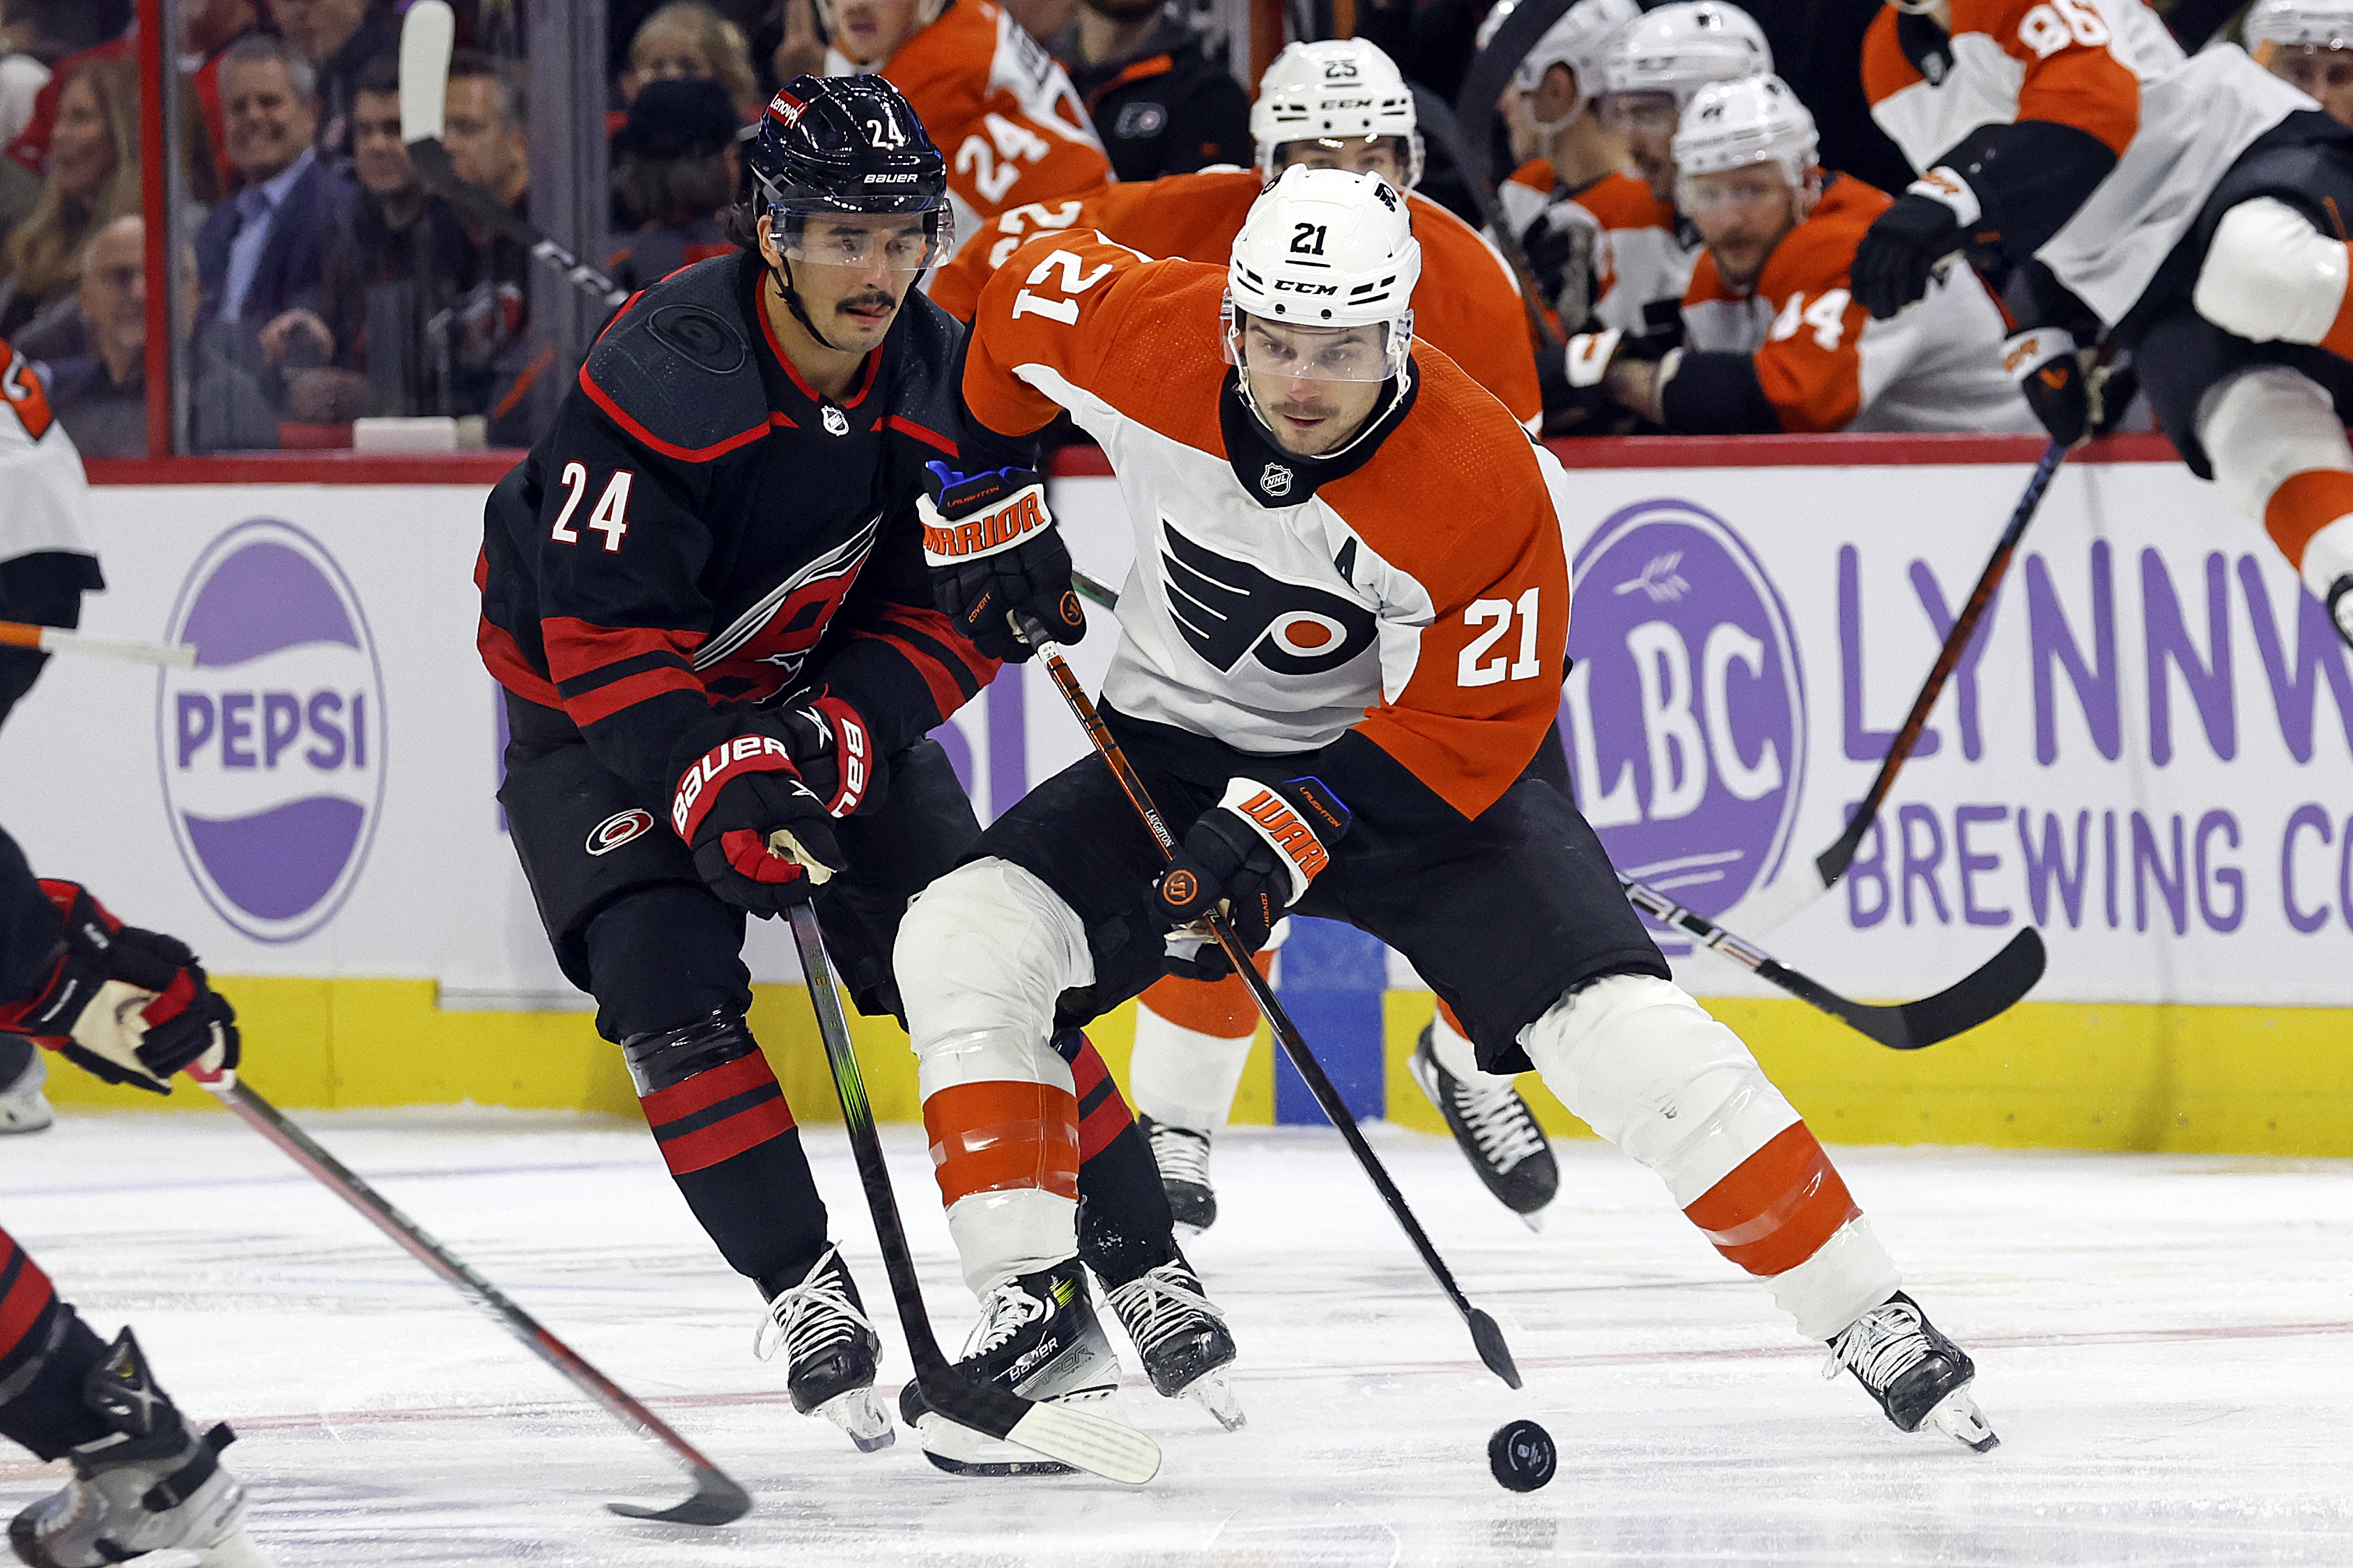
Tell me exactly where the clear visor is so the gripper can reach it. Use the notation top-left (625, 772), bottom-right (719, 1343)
top-left (1674, 162), bottom-right (1796, 217)
top-left (778, 208), bottom-right (951, 274)
top-left (1268, 134), bottom-right (1414, 183)
top-left (1598, 91), bottom-right (1679, 133)
top-left (1224, 306), bottom-right (1409, 384)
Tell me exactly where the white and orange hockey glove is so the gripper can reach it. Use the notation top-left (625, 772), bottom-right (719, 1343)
top-left (918, 461), bottom-right (1085, 663)
top-left (1154, 777), bottom-right (1350, 979)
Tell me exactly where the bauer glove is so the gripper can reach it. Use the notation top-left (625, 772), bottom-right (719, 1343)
top-left (919, 461), bottom-right (1085, 663)
top-left (771, 688), bottom-right (885, 818)
top-left (670, 723), bottom-right (846, 915)
top-left (1154, 777), bottom-right (1348, 979)
top-left (1852, 175), bottom-right (1972, 320)
top-left (0, 883), bottom-right (239, 1094)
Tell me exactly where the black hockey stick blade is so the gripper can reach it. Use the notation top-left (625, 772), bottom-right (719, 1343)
top-left (1467, 1307), bottom-right (1523, 1390)
top-left (784, 906), bottom-right (1160, 1484)
top-left (191, 1071), bottom-right (752, 1526)
top-left (1758, 926), bottom-right (2047, 1051)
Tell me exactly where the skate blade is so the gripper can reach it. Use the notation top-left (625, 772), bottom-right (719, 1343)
top-left (1515, 1209), bottom-right (1543, 1234)
top-left (816, 1385), bottom-right (895, 1453)
top-left (1926, 1388), bottom-right (2000, 1454)
top-left (1178, 1369), bottom-right (1247, 1432)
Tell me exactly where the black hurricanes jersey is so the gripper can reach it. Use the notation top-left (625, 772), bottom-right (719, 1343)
top-left (477, 251), bottom-right (1010, 807)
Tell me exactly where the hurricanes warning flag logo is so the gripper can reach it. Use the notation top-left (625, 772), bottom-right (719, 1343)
top-left (1159, 522), bottom-right (1375, 677)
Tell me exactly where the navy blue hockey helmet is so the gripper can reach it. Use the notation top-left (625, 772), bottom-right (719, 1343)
top-left (748, 75), bottom-right (950, 228)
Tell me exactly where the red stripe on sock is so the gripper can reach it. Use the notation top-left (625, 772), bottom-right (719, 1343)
top-left (0, 1240), bottom-right (58, 1363)
top-left (1682, 1122), bottom-right (1860, 1278)
top-left (641, 1051), bottom-right (784, 1126)
top-left (1067, 1034), bottom-right (1134, 1161)
top-left (656, 1095), bottom-right (800, 1176)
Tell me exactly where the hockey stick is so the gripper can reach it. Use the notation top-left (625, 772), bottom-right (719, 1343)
top-left (0, 621), bottom-right (195, 668)
top-left (398, 1), bottom-right (631, 311)
top-left (1734, 438), bottom-right (2067, 935)
top-left (187, 1069), bottom-right (751, 1525)
top-left (1011, 610), bottom-right (1523, 1391)
top-left (1067, 566), bottom-right (2044, 1049)
top-left (781, 903), bottom-right (1162, 1484)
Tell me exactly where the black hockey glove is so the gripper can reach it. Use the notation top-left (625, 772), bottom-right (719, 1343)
top-left (2002, 325), bottom-right (2089, 447)
top-left (1852, 183), bottom-right (1968, 320)
top-left (670, 723), bottom-right (847, 915)
top-left (771, 688), bottom-right (885, 817)
top-left (1537, 327), bottom-right (1670, 428)
top-left (919, 461), bottom-right (1086, 664)
top-left (1154, 777), bottom-right (1349, 980)
top-left (0, 883), bottom-right (239, 1094)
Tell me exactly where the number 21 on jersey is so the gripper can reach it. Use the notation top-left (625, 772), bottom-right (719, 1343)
top-left (1010, 247), bottom-right (1114, 325)
top-left (1458, 587), bottom-right (1544, 687)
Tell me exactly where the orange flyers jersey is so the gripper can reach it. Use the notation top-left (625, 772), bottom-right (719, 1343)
top-left (0, 338), bottom-right (93, 566)
top-left (835, 0), bottom-right (1113, 255)
top-left (963, 231), bottom-right (1572, 822)
top-left (1568, 170), bottom-right (1698, 338)
top-left (932, 169), bottom-right (1542, 429)
top-left (1681, 177), bottom-right (2035, 434)
top-left (1863, 0), bottom-right (2305, 323)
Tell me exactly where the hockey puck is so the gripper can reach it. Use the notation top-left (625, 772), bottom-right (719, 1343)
top-left (1488, 1419), bottom-right (1556, 1491)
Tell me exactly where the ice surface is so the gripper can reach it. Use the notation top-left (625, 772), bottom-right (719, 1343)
top-left (3, 1109), bottom-right (2350, 1566)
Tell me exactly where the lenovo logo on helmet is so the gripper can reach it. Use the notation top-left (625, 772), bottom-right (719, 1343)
top-left (1273, 279), bottom-right (1340, 295)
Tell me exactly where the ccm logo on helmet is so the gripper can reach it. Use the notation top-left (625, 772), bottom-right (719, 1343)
top-left (1274, 279), bottom-right (1341, 295)
top-left (586, 808), bottom-right (655, 857)
top-left (672, 733), bottom-right (796, 838)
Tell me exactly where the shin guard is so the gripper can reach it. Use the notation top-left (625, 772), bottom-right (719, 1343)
top-left (925, 1072), bottom-right (1081, 1294)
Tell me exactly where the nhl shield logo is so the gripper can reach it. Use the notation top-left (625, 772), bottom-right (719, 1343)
top-left (1259, 462), bottom-right (1294, 498)
top-left (821, 405), bottom-right (850, 437)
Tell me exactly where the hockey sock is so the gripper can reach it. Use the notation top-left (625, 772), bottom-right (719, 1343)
top-left (2263, 469), bottom-right (2353, 598)
top-left (1683, 1122), bottom-right (1859, 1277)
top-left (0, 1232), bottom-right (109, 1461)
top-left (1127, 959), bottom-right (1269, 1133)
top-left (1054, 1029), bottom-right (1182, 1287)
top-left (624, 1013), bottom-right (830, 1299)
top-left (925, 1077), bottom-right (1081, 1293)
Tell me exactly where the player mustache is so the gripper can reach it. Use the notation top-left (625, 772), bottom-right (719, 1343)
top-left (838, 289), bottom-right (898, 316)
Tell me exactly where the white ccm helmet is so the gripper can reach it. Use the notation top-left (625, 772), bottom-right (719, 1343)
top-left (1603, 1), bottom-right (1773, 107)
top-left (2246, 0), bottom-right (2353, 50)
top-left (1479, 0), bottom-right (1644, 125)
top-left (1226, 165), bottom-right (1422, 398)
top-left (1672, 73), bottom-right (1819, 189)
top-left (1251, 39), bottom-right (1426, 190)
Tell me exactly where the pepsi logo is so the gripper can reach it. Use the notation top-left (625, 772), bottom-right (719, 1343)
top-left (587, 807), bottom-right (656, 857)
top-left (1564, 499), bottom-right (1805, 926)
top-left (155, 521), bottom-right (386, 943)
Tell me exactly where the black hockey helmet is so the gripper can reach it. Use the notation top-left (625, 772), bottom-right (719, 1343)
top-left (748, 74), bottom-right (950, 225)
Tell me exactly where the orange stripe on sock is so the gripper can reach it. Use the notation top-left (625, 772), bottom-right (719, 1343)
top-left (924, 1080), bottom-right (1080, 1206)
top-left (1682, 1122), bottom-right (1860, 1278)
top-left (1435, 998), bottom-right (1467, 1037)
top-left (2263, 468), bottom-right (2353, 571)
top-left (1139, 956), bottom-right (1272, 1039)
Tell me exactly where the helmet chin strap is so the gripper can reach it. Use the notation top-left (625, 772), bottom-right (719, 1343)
top-left (769, 251), bottom-right (851, 354)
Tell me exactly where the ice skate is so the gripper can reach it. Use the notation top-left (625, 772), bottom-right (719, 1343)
top-left (1102, 1256), bottom-right (1244, 1431)
top-left (8, 1328), bottom-right (275, 1568)
top-left (753, 1245), bottom-right (893, 1452)
top-left (1138, 1115), bottom-right (1217, 1234)
top-left (900, 1260), bottom-right (1125, 1476)
top-left (1823, 1291), bottom-right (1999, 1453)
top-left (0, 1041), bottom-right (53, 1135)
top-left (1409, 1024), bottom-right (1557, 1228)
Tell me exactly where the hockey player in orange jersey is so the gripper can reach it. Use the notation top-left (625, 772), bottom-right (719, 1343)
top-left (1563, 75), bottom-right (2035, 433)
top-left (1852, 0), bottom-right (2353, 650)
top-left (819, 0), bottom-right (1113, 246)
top-left (1486, 0), bottom-right (1641, 326)
top-left (931, 38), bottom-right (1543, 429)
top-left (888, 164), bottom-right (2001, 1473)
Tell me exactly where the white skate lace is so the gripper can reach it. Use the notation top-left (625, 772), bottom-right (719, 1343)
top-left (1104, 1262), bottom-right (1226, 1358)
top-left (753, 1246), bottom-right (875, 1367)
top-left (1447, 1073), bottom-right (1546, 1172)
top-left (1145, 1120), bottom-right (1213, 1189)
top-left (962, 1278), bottom-right (1049, 1360)
top-left (1821, 1298), bottom-right (1931, 1391)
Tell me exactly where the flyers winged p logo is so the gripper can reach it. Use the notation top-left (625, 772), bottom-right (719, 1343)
top-left (1159, 521), bottom-right (1375, 678)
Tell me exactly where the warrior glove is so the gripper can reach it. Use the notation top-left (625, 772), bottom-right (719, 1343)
top-left (1155, 777), bottom-right (1349, 980)
top-left (2003, 325), bottom-right (2090, 447)
top-left (918, 462), bottom-right (1085, 663)
top-left (0, 883), bottom-right (238, 1093)
top-left (1852, 178), bottom-right (1970, 320)
top-left (671, 724), bottom-right (847, 915)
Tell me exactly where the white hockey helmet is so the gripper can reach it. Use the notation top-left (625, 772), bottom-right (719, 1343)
top-left (2246, 0), bottom-right (2353, 51)
top-left (1497, 0), bottom-right (1644, 122)
top-left (1672, 74), bottom-right (1818, 187)
top-left (1602, 1), bottom-right (1773, 107)
top-left (1226, 165), bottom-right (1420, 384)
top-left (1251, 39), bottom-right (1426, 190)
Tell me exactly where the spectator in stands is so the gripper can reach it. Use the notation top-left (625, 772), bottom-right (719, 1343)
top-left (1052, 0), bottom-right (1249, 182)
top-left (619, 2), bottom-right (764, 123)
top-left (43, 212), bottom-right (144, 456)
top-left (0, 55), bottom-right (135, 341)
top-left (608, 77), bottom-right (739, 293)
top-left (181, 0), bottom-right (264, 189)
top-left (2248, 0), bottom-right (2353, 130)
top-left (196, 36), bottom-right (352, 328)
top-left (439, 49), bottom-right (543, 441)
top-left (274, 0), bottom-right (399, 162)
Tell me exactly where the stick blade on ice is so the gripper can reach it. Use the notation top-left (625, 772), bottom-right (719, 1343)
top-left (399, 0), bottom-right (454, 144)
top-left (605, 1467), bottom-right (753, 1526)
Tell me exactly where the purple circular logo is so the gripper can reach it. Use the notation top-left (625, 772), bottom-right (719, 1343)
top-left (155, 520), bottom-right (386, 942)
top-left (1565, 498), bottom-right (1805, 920)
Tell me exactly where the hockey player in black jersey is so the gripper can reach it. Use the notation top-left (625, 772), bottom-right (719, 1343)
top-left (0, 823), bottom-right (270, 1567)
top-left (478, 75), bottom-right (1238, 1460)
